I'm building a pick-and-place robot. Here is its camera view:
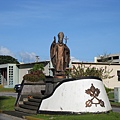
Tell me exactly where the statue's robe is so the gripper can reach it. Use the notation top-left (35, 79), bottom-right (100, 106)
top-left (50, 40), bottom-right (70, 74)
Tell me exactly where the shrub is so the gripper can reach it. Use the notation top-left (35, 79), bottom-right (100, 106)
top-left (23, 70), bottom-right (45, 82)
top-left (65, 63), bottom-right (114, 79)
top-left (23, 63), bottom-right (45, 82)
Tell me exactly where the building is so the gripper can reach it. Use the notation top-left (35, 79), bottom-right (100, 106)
top-left (94, 53), bottom-right (120, 64)
top-left (0, 60), bottom-right (120, 89)
top-left (0, 63), bottom-right (19, 88)
top-left (0, 61), bottom-right (51, 88)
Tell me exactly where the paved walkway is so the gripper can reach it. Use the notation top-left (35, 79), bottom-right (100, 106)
top-left (112, 107), bottom-right (120, 113)
top-left (0, 113), bottom-right (25, 120)
top-left (0, 92), bottom-right (17, 98)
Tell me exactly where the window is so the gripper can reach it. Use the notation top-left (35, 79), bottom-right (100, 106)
top-left (113, 56), bottom-right (119, 60)
top-left (97, 59), bottom-right (102, 62)
top-left (9, 66), bottom-right (13, 85)
top-left (108, 57), bottom-right (112, 60)
top-left (117, 71), bottom-right (120, 81)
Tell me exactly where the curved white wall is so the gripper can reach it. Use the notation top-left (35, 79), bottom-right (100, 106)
top-left (39, 78), bottom-right (112, 113)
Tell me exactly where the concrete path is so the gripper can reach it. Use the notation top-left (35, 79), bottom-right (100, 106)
top-left (0, 113), bottom-right (25, 120)
top-left (0, 92), bottom-right (18, 98)
top-left (112, 107), bottom-right (120, 113)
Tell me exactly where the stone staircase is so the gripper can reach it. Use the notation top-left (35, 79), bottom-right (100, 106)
top-left (15, 94), bottom-right (44, 114)
top-left (14, 77), bottom-right (62, 114)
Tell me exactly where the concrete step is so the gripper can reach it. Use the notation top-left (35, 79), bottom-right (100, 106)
top-left (28, 98), bottom-right (42, 103)
top-left (32, 94), bottom-right (44, 99)
top-left (23, 101), bottom-right (40, 106)
top-left (15, 106), bottom-right (37, 114)
top-left (19, 104), bottom-right (38, 110)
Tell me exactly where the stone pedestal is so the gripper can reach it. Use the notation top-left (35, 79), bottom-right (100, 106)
top-left (15, 80), bottom-right (45, 106)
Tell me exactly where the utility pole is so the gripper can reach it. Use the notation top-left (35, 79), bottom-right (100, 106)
top-left (35, 56), bottom-right (39, 62)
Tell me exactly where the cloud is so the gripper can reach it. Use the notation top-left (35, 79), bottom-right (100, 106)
top-left (71, 56), bottom-right (80, 62)
top-left (0, 46), bottom-right (37, 63)
top-left (0, 46), bottom-right (14, 56)
top-left (19, 52), bottom-right (37, 63)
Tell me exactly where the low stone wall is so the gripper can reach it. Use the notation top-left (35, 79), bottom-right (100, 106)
top-left (21, 80), bottom-right (45, 95)
top-left (15, 80), bottom-right (45, 106)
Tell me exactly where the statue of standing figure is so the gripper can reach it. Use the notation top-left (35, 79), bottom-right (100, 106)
top-left (50, 32), bottom-right (70, 78)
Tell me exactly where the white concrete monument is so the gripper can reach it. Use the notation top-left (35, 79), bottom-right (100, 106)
top-left (38, 77), bottom-right (112, 114)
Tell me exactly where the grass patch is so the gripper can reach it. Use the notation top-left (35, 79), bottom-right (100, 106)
top-left (0, 87), bottom-right (15, 92)
top-left (107, 91), bottom-right (120, 107)
top-left (108, 91), bottom-right (114, 100)
top-left (0, 86), bottom-right (120, 120)
top-left (110, 102), bottom-right (120, 107)
top-left (0, 94), bottom-right (120, 120)
top-left (25, 112), bottom-right (120, 120)
top-left (0, 96), bottom-right (16, 111)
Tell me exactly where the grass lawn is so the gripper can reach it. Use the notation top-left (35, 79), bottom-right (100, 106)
top-left (0, 96), bottom-right (120, 120)
top-left (108, 91), bottom-right (114, 100)
top-left (0, 85), bottom-right (15, 92)
top-left (107, 91), bottom-right (120, 107)
top-left (25, 112), bottom-right (120, 120)
top-left (0, 96), bottom-right (16, 111)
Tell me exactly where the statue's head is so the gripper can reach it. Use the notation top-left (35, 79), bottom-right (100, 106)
top-left (58, 32), bottom-right (64, 44)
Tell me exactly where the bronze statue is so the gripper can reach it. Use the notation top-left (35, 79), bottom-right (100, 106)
top-left (50, 32), bottom-right (70, 78)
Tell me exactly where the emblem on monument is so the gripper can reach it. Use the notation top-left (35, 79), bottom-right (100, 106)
top-left (50, 32), bottom-right (70, 79)
top-left (85, 84), bottom-right (105, 107)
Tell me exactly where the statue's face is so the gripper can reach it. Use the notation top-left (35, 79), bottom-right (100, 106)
top-left (58, 32), bottom-right (64, 44)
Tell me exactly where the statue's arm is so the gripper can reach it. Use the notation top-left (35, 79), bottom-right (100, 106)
top-left (50, 37), bottom-right (57, 66)
top-left (65, 45), bottom-right (70, 65)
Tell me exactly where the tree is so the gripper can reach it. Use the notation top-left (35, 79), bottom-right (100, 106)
top-left (0, 55), bottom-right (19, 64)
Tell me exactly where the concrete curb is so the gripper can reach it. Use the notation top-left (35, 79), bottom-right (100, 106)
top-left (0, 113), bottom-right (26, 120)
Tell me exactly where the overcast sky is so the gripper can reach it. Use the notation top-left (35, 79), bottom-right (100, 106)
top-left (0, 0), bottom-right (120, 63)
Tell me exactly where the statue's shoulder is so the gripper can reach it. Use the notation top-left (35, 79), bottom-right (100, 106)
top-left (64, 44), bottom-right (69, 49)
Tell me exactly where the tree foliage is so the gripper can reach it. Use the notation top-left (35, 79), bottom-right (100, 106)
top-left (30, 63), bottom-right (44, 72)
top-left (0, 55), bottom-right (19, 64)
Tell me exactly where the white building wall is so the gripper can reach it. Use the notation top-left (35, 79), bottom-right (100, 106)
top-left (19, 68), bottom-right (30, 84)
top-left (43, 62), bottom-right (50, 76)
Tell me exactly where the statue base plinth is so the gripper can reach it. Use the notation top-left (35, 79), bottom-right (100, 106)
top-left (54, 75), bottom-right (66, 79)
top-left (54, 72), bottom-right (66, 79)
top-left (54, 71), bottom-right (66, 79)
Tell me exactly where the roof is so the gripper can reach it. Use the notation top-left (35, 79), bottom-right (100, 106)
top-left (16, 60), bottom-right (50, 67)
top-left (72, 61), bottom-right (120, 66)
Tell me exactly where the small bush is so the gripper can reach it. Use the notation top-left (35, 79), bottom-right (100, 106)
top-left (23, 70), bottom-right (45, 82)
top-left (23, 63), bottom-right (45, 82)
